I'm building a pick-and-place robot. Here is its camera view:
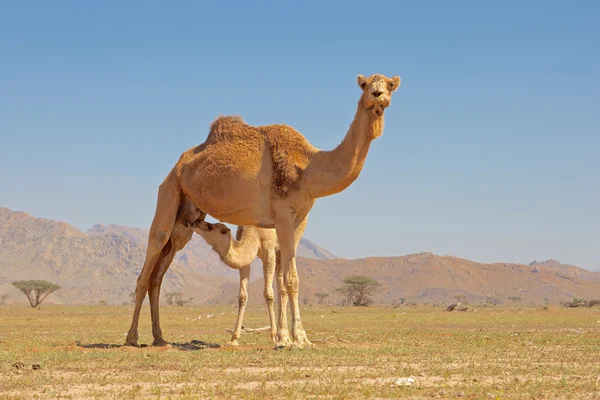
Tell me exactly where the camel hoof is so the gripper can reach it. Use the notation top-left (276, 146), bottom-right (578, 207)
top-left (293, 338), bottom-right (313, 349)
top-left (292, 330), bottom-right (313, 348)
top-left (270, 333), bottom-right (279, 344)
top-left (273, 342), bottom-right (287, 350)
top-left (152, 338), bottom-right (169, 347)
top-left (275, 337), bottom-right (292, 348)
top-left (226, 340), bottom-right (240, 347)
top-left (277, 329), bottom-right (291, 345)
top-left (124, 336), bottom-right (139, 347)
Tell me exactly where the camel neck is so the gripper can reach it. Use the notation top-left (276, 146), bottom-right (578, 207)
top-left (306, 102), bottom-right (383, 198)
top-left (220, 229), bottom-right (260, 269)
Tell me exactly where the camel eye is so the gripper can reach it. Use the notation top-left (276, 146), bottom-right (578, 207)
top-left (389, 82), bottom-right (395, 89)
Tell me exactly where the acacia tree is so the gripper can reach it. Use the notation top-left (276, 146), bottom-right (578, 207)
top-left (315, 293), bottom-right (329, 305)
top-left (164, 292), bottom-right (177, 305)
top-left (12, 280), bottom-right (60, 308)
top-left (337, 275), bottom-right (381, 306)
top-left (335, 285), bottom-right (355, 306)
top-left (165, 292), bottom-right (192, 306)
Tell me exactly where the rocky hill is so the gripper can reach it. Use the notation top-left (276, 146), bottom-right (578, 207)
top-left (239, 253), bottom-right (600, 306)
top-left (87, 221), bottom-right (336, 280)
top-left (0, 207), bottom-right (334, 305)
top-left (2, 207), bottom-right (599, 306)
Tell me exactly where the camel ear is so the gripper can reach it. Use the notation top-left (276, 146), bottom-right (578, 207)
top-left (389, 76), bottom-right (401, 91)
top-left (357, 75), bottom-right (367, 90)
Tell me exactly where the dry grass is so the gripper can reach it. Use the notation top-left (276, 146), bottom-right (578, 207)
top-left (0, 304), bottom-right (599, 399)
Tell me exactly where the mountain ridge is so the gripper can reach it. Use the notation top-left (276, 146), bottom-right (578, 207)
top-left (1, 207), bottom-right (599, 306)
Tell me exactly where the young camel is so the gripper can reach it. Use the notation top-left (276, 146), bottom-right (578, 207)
top-left (125, 74), bottom-right (401, 348)
top-left (190, 220), bottom-right (283, 346)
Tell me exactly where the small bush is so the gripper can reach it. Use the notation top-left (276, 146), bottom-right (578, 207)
top-left (586, 299), bottom-right (600, 307)
top-left (164, 292), bottom-right (192, 306)
top-left (560, 297), bottom-right (600, 308)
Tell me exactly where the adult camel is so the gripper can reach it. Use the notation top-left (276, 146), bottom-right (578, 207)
top-left (125, 73), bottom-right (401, 348)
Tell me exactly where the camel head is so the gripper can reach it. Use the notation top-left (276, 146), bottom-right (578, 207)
top-left (190, 221), bottom-right (232, 253)
top-left (357, 74), bottom-right (400, 117)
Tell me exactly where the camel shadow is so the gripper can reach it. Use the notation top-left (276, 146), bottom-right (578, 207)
top-left (75, 340), bottom-right (220, 351)
top-left (76, 342), bottom-right (127, 349)
top-left (170, 340), bottom-right (221, 351)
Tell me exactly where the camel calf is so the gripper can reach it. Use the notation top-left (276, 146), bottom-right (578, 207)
top-left (191, 220), bottom-right (291, 346)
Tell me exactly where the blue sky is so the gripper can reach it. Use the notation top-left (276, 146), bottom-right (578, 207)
top-left (1, 1), bottom-right (599, 269)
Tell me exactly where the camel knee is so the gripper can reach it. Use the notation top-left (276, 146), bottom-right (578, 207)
top-left (264, 289), bottom-right (275, 303)
top-left (134, 276), bottom-right (149, 293)
top-left (153, 228), bottom-right (171, 250)
top-left (287, 283), bottom-right (299, 295)
top-left (238, 294), bottom-right (248, 307)
top-left (278, 286), bottom-right (288, 298)
top-left (150, 277), bottom-right (163, 292)
top-left (133, 287), bottom-right (148, 303)
top-left (284, 273), bottom-right (299, 294)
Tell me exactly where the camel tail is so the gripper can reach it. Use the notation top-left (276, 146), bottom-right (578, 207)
top-left (147, 168), bottom-right (182, 253)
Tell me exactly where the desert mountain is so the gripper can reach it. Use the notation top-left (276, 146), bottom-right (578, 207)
top-left (239, 255), bottom-right (600, 307)
top-left (1, 207), bottom-right (599, 306)
top-left (87, 221), bottom-right (335, 280)
top-left (0, 207), bottom-right (237, 305)
top-left (0, 207), bottom-right (334, 305)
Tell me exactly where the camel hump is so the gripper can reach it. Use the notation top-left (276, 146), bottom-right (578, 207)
top-left (206, 115), bottom-right (250, 142)
top-left (209, 115), bottom-right (246, 135)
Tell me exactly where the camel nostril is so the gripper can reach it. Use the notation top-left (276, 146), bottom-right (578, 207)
top-left (373, 91), bottom-right (383, 98)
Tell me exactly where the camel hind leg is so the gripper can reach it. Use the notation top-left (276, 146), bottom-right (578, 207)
top-left (125, 169), bottom-right (182, 347)
top-left (274, 212), bottom-right (310, 348)
top-left (275, 214), bottom-right (308, 347)
top-left (229, 265), bottom-right (251, 346)
top-left (148, 220), bottom-right (195, 346)
top-left (261, 249), bottom-right (278, 344)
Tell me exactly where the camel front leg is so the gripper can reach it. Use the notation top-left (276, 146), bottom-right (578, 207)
top-left (275, 214), bottom-right (311, 348)
top-left (261, 250), bottom-right (278, 344)
top-left (291, 215), bottom-right (310, 346)
top-left (275, 250), bottom-right (291, 346)
top-left (229, 265), bottom-right (250, 346)
top-left (148, 246), bottom-right (176, 346)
